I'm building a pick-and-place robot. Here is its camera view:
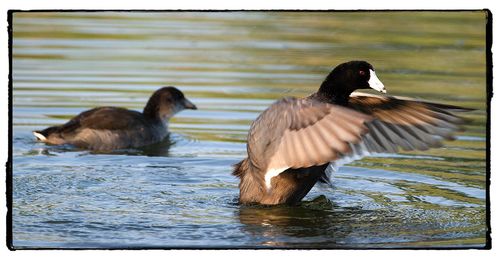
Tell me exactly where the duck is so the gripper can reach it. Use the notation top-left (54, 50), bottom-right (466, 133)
top-left (233, 60), bottom-right (472, 205)
top-left (33, 86), bottom-right (197, 151)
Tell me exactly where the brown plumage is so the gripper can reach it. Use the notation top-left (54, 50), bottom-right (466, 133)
top-left (33, 87), bottom-right (197, 151)
top-left (233, 60), bottom-right (472, 205)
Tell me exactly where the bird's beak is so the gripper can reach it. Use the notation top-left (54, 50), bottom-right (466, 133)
top-left (183, 98), bottom-right (197, 110)
top-left (368, 69), bottom-right (386, 93)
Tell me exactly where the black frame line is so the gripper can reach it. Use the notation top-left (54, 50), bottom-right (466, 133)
top-left (5, 9), bottom-right (493, 250)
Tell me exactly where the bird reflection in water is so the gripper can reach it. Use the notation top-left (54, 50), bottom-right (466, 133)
top-left (31, 134), bottom-right (175, 157)
top-left (236, 196), bottom-right (363, 248)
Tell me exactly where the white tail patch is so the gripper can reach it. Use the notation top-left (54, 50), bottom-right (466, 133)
top-left (33, 131), bottom-right (47, 142)
top-left (264, 167), bottom-right (288, 190)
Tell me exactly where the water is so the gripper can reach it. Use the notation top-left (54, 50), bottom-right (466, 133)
top-left (11, 11), bottom-right (488, 248)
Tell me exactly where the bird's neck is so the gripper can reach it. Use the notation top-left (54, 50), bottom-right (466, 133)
top-left (143, 100), bottom-right (159, 118)
top-left (317, 74), bottom-right (353, 106)
top-left (144, 100), bottom-right (177, 124)
top-left (315, 88), bottom-right (351, 106)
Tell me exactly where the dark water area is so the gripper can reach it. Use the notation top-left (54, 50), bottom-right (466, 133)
top-left (11, 11), bottom-right (488, 248)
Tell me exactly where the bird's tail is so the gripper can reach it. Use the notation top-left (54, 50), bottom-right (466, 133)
top-left (33, 131), bottom-right (48, 141)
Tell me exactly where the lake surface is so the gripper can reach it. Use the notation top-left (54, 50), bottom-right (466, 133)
top-left (10, 11), bottom-right (488, 249)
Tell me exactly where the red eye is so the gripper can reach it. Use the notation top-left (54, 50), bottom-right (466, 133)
top-left (359, 70), bottom-right (366, 76)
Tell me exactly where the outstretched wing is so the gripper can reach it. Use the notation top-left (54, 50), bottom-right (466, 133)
top-left (347, 92), bottom-right (471, 153)
top-left (247, 97), bottom-right (373, 175)
top-left (246, 94), bottom-right (470, 188)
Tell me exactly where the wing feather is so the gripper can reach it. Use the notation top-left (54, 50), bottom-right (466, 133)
top-left (246, 93), bottom-right (472, 184)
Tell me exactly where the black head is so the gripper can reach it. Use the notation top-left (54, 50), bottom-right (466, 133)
top-left (318, 61), bottom-right (386, 104)
top-left (143, 86), bottom-right (197, 120)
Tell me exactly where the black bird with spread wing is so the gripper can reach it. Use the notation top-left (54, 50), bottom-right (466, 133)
top-left (233, 61), bottom-right (472, 205)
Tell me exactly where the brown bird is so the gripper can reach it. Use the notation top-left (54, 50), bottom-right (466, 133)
top-left (33, 86), bottom-right (197, 151)
top-left (233, 60), bottom-right (471, 205)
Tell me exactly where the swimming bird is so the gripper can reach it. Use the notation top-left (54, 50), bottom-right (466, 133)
top-left (233, 60), bottom-right (471, 205)
top-left (33, 86), bottom-right (197, 151)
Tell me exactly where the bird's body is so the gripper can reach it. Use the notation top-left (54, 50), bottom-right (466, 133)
top-left (34, 107), bottom-right (169, 151)
top-left (233, 61), bottom-right (471, 205)
top-left (33, 87), bottom-right (197, 151)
